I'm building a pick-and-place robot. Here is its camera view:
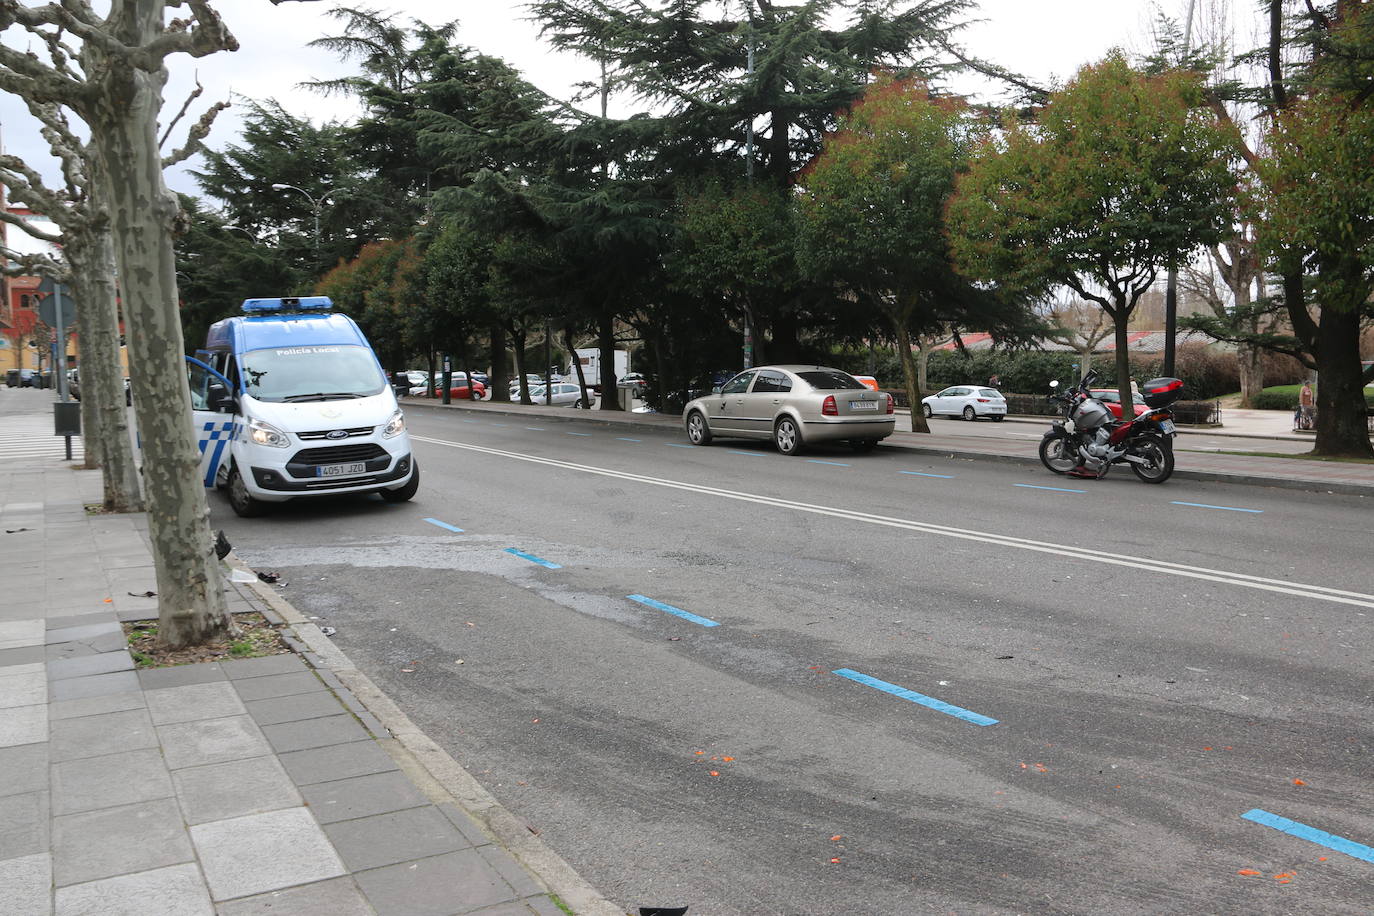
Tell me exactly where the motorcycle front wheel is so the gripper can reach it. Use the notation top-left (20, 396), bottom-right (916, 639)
top-left (1038, 431), bottom-right (1078, 474)
top-left (1129, 435), bottom-right (1174, 484)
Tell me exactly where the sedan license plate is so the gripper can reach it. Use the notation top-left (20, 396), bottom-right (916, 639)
top-left (316, 461), bottom-right (368, 478)
top-left (1158, 419), bottom-right (1176, 434)
top-left (849, 400), bottom-right (878, 411)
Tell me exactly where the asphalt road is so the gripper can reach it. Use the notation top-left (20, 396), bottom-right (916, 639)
top-left (214, 410), bottom-right (1374, 915)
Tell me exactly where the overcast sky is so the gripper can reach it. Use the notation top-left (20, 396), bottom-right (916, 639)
top-left (0, 0), bottom-right (1190, 203)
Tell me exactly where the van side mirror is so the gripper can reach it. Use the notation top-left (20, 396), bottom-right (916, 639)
top-left (207, 380), bottom-right (234, 413)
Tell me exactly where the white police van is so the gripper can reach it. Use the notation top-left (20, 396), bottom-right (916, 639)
top-left (186, 296), bottom-right (417, 517)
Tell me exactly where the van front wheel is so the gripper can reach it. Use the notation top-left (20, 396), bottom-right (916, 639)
top-left (228, 467), bottom-right (267, 518)
top-left (380, 462), bottom-right (420, 502)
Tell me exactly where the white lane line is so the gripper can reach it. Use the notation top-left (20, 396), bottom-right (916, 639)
top-left (411, 436), bottom-right (1374, 609)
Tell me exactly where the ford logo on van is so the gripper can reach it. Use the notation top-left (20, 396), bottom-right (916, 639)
top-left (325, 429), bottom-right (349, 440)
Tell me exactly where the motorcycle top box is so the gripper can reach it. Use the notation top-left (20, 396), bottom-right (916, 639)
top-left (1142, 377), bottom-right (1184, 408)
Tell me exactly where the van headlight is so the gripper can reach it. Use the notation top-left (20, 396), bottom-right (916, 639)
top-left (382, 409), bottom-right (405, 439)
top-left (247, 417), bottom-right (290, 448)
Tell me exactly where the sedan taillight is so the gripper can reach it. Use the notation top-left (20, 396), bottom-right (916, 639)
top-left (822, 395), bottom-right (838, 416)
top-left (885, 393), bottom-right (895, 414)
top-left (976, 398), bottom-right (990, 403)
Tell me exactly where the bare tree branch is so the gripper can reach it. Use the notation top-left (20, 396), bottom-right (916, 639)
top-left (140, 0), bottom-right (238, 63)
top-left (159, 78), bottom-right (204, 149)
top-left (161, 98), bottom-right (230, 167)
top-left (0, 246), bottom-right (67, 280)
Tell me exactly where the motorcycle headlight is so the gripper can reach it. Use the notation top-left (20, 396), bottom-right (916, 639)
top-left (382, 409), bottom-right (405, 439)
top-left (247, 417), bottom-right (290, 448)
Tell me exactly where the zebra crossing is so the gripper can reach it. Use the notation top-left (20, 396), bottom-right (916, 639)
top-left (0, 390), bottom-right (86, 465)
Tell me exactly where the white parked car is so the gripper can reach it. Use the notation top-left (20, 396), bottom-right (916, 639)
top-left (922, 385), bottom-right (1006, 421)
top-left (527, 383), bottom-right (589, 407)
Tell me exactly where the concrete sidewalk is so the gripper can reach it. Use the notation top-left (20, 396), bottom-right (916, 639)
top-left (0, 417), bottom-right (618, 913)
top-left (403, 396), bottom-right (1374, 496)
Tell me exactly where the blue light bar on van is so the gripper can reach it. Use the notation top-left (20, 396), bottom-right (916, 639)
top-left (241, 296), bottom-right (333, 313)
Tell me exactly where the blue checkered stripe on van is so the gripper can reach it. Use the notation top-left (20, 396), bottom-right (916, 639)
top-left (197, 420), bottom-right (238, 487)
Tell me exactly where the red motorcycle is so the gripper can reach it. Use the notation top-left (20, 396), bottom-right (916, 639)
top-left (1038, 370), bottom-right (1183, 483)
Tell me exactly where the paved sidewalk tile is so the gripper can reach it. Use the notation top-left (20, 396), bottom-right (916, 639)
top-left (191, 806), bottom-right (346, 902)
top-left (49, 670), bottom-right (140, 702)
top-left (323, 805), bottom-right (468, 871)
top-left (54, 862), bottom-right (214, 916)
top-left (45, 621), bottom-right (123, 645)
top-left (300, 770), bottom-right (430, 825)
top-left (49, 690), bottom-right (144, 721)
top-left (215, 876), bottom-right (375, 916)
top-left (278, 739), bottom-right (398, 786)
top-left (260, 714), bottom-right (370, 754)
top-left (50, 707), bottom-right (157, 762)
top-left (0, 619), bottom-right (45, 650)
top-left (45, 612), bottom-right (119, 631)
top-left (52, 797), bottom-right (194, 887)
top-left (51, 746), bottom-right (174, 816)
top-left (0, 666), bottom-right (47, 708)
top-left (0, 645), bottom-right (46, 668)
top-left (0, 789), bottom-right (49, 859)
top-left (354, 848), bottom-right (522, 916)
top-left (243, 690), bottom-right (342, 726)
top-left (157, 715), bottom-right (271, 770)
top-left (0, 703), bottom-right (47, 747)
top-left (231, 670), bottom-right (326, 702)
top-left (137, 663), bottom-right (227, 689)
top-left (47, 651), bottom-right (134, 681)
top-left (144, 681), bottom-right (246, 725)
top-left (0, 851), bottom-right (51, 916)
top-left (172, 755), bottom-right (303, 826)
top-left (220, 654), bottom-right (307, 679)
top-left (0, 742), bottom-right (49, 797)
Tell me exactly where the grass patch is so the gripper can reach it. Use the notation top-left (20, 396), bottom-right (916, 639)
top-left (122, 612), bottom-right (292, 668)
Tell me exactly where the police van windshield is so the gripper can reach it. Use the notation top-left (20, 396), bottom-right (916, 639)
top-left (240, 345), bottom-right (386, 402)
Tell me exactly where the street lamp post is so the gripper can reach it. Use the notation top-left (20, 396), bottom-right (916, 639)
top-left (270, 183), bottom-right (333, 248)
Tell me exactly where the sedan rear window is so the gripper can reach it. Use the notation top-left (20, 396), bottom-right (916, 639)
top-left (797, 370), bottom-right (863, 390)
top-left (978, 389), bottom-right (1002, 398)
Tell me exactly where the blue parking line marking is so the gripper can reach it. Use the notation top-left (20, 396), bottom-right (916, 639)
top-left (666, 443), bottom-right (693, 448)
top-left (567, 432), bottom-right (593, 437)
top-left (627, 594), bottom-right (720, 627)
top-left (461, 419), bottom-right (480, 423)
top-left (1241, 809), bottom-right (1374, 863)
top-left (505, 548), bottom-right (562, 569)
top-left (727, 450), bottom-right (765, 457)
top-left (1015, 483), bottom-right (1087, 494)
top-left (1172, 501), bottom-right (1263, 513)
top-left (525, 426), bottom-right (545, 431)
top-left (490, 423), bottom-right (508, 427)
top-left (616, 437), bottom-right (642, 442)
top-left (900, 471), bottom-right (955, 479)
top-left (808, 459), bottom-right (850, 467)
top-left (423, 518), bottom-right (464, 533)
top-left (832, 668), bottom-right (998, 727)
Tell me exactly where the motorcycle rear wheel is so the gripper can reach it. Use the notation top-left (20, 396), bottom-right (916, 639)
top-left (1129, 435), bottom-right (1174, 484)
top-left (1038, 431), bottom-right (1078, 474)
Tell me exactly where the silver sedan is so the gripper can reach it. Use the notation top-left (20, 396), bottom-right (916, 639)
top-left (683, 365), bottom-right (895, 455)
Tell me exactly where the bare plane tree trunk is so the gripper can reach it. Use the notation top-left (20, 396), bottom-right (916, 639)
top-left (893, 316), bottom-right (929, 433)
top-left (86, 14), bottom-right (232, 647)
top-left (66, 227), bottom-right (143, 511)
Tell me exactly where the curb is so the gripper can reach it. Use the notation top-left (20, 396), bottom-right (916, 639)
top-left (223, 552), bottom-right (623, 916)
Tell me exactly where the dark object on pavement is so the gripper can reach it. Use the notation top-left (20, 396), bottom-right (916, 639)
top-left (257, 571), bottom-right (280, 583)
top-left (127, 590), bottom-right (157, 598)
top-left (5, 527), bottom-right (33, 533)
top-left (319, 626), bottom-right (337, 637)
top-left (640, 908), bottom-right (688, 916)
top-left (214, 530), bottom-right (231, 560)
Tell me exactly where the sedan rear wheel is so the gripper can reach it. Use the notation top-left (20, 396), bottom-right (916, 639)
top-left (774, 416), bottom-right (803, 456)
top-left (963, 405), bottom-right (977, 421)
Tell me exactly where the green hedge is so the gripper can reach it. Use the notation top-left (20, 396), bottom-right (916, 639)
top-left (1252, 385), bottom-right (1374, 410)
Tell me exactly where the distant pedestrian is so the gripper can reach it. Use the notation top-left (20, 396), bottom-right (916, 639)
top-left (1297, 380), bottom-right (1315, 430)
top-left (988, 374), bottom-right (1001, 389)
